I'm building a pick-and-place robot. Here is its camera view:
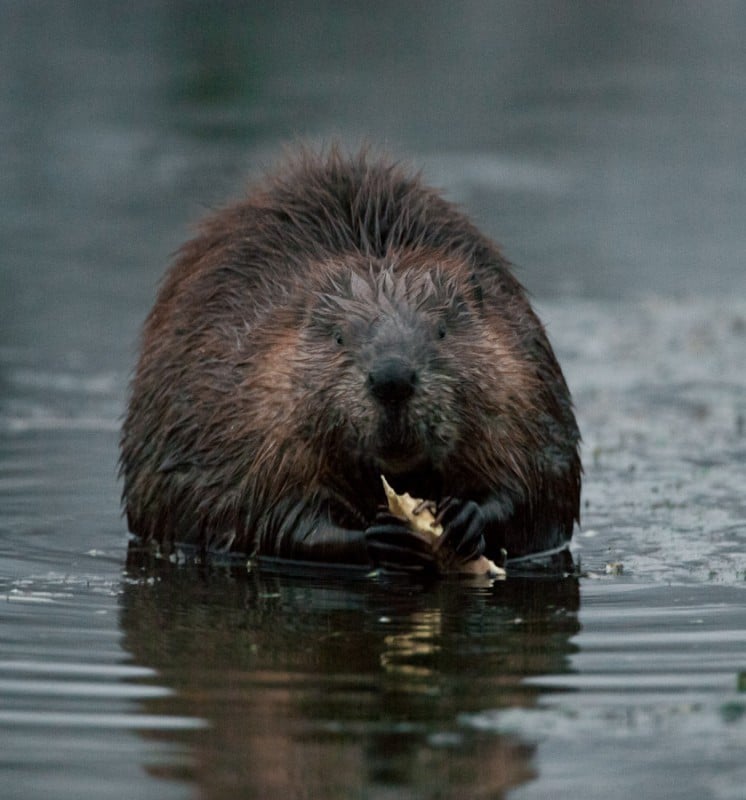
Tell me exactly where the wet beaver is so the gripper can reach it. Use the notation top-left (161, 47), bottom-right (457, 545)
top-left (120, 147), bottom-right (581, 573)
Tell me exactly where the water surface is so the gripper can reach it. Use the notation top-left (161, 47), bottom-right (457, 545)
top-left (1, 3), bottom-right (745, 799)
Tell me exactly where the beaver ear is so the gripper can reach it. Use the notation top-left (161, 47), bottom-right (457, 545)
top-left (469, 273), bottom-right (484, 307)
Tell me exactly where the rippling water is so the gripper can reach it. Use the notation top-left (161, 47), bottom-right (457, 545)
top-left (2, 3), bottom-right (746, 799)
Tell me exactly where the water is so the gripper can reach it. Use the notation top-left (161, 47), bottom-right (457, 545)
top-left (1, 2), bottom-right (745, 798)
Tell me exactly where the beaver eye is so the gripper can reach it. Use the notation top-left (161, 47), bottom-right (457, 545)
top-left (333, 329), bottom-right (345, 346)
top-left (437, 320), bottom-right (447, 340)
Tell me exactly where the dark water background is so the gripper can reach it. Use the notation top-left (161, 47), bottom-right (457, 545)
top-left (1, 2), bottom-right (745, 798)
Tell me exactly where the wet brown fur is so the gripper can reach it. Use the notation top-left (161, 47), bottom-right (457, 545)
top-left (120, 146), bottom-right (581, 562)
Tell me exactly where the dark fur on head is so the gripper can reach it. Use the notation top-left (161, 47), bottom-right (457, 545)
top-left (121, 146), bottom-right (581, 563)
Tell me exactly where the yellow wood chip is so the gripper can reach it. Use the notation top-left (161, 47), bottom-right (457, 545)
top-left (381, 475), bottom-right (443, 539)
top-left (380, 475), bottom-right (505, 578)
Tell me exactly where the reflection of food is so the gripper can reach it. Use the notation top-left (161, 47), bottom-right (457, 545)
top-left (381, 476), bottom-right (506, 578)
top-left (381, 609), bottom-right (442, 685)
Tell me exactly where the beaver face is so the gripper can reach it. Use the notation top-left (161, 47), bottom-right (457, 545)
top-left (300, 259), bottom-right (482, 480)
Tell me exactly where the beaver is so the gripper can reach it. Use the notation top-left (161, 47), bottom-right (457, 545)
top-left (120, 147), bottom-right (581, 573)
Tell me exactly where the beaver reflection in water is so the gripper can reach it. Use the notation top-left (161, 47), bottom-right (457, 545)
top-left (120, 148), bottom-right (581, 574)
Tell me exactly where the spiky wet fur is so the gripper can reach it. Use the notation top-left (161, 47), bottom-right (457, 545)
top-left (120, 146), bottom-right (581, 560)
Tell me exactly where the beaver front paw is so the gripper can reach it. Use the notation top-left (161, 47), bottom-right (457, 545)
top-left (366, 498), bottom-right (487, 575)
top-left (434, 498), bottom-right (486, 566)
top-left (365, 511), bottom-right (440, 573)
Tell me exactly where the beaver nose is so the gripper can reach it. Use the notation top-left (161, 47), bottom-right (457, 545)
top-left (368, 358), bottom-right (418, 405)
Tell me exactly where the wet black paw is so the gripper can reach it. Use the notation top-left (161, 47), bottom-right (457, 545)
top-left (365, 511), bottom-right (438, 573)
top-left (435, 498), bottom-right (486, 564)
